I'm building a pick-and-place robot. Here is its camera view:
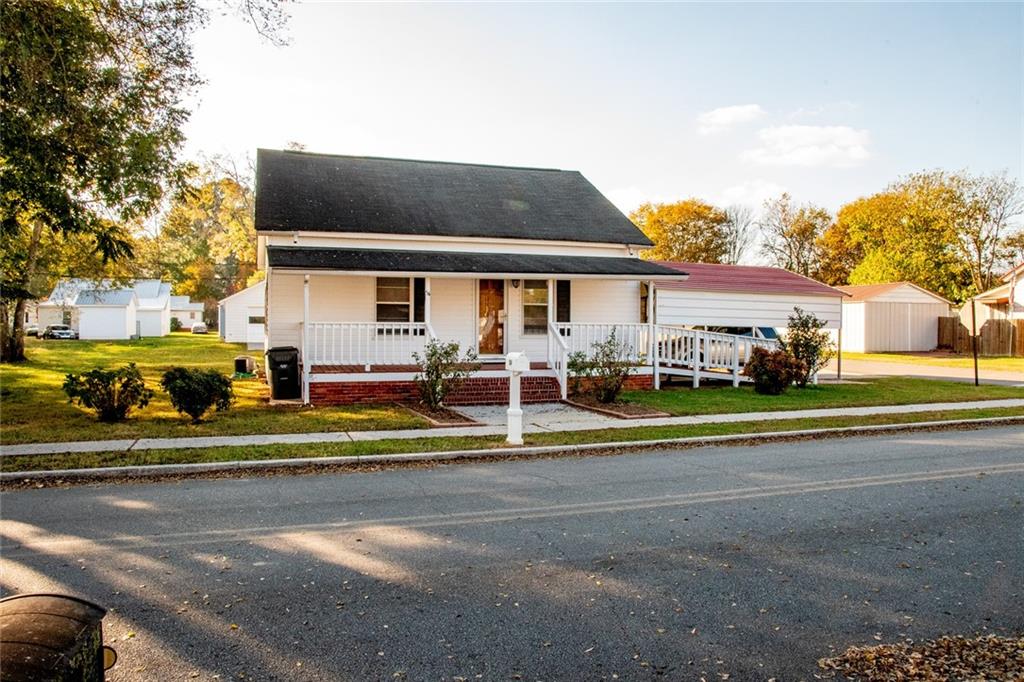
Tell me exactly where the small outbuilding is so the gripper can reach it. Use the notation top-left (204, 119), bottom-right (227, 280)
top-left (170, 296), bottom-right (205, 330)
top-left (218, 280), bottom-right (266, 348)
top-left (837, 282), bottom-right (951, 352)
top-left (76, 289), bottom-right (138, 340)
top-left (654, 262), bottom-right (845, 333)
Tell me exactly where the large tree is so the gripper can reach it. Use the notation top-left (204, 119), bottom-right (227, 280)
top-left (758, 193), bottom-right (832, 278)
top-left (723, 204), bottom-right (756, 265)
top-left (0, 0), bottom-right (287, 361)
top-left (948, 172), bottom-right (1023, 293)
top-left (631, 199), bottom-right (730, 263)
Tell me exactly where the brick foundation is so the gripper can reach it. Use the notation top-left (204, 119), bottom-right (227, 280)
top-left (308, 375), bottom-right (563, 406)
top-left (569, 373), bottom-right (654, 394)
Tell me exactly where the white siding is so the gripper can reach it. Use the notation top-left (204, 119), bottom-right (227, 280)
top-left (429, 278), bottom-right (475, 349)
top-left (840, 302), bottom-right (866, 352)
top-left (867, 284), bottom-right (948, 304)
top-left (571, 280), bottom-right (641, 323)
top-left (220, 281), bottom-right (267, 344)
top-left (137, 308), bottom-right (168, 337)
top-left (79, 305), bottom-right (135, 340)
top-left (38, 306), bottom-right (78, 330)
top-left (656, 290), bottom-right (843, 330)
top-left (264, 233), bottom-right (633, 258)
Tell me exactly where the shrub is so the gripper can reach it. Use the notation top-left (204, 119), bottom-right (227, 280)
top-left (63, 363), bottom-right (153, 422)
top-left (743, 347), bottom-right (806, 395)
top-left (170, 316), bottom-right (182, 332)
top-left (161, 367), bottom-right (234, 423)
top-left (567, 328), bottom-right (634, 403)
top-left (780, 307), bottom-right (835, 387)
top-left (412, 340), bottom-right (480, 410)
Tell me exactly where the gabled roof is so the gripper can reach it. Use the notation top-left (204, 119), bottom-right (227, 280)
top-left (973, 282), bottom-right (1012, 304)
top-left (653, 261), bottom-right (846, 297)
top-left (43, 278), bottom-right (171, 308)
top-left (1001, 262), bottom-right (1024, 282)
top-left (218, 280), bottom-right (265, 305)
top-left (170, 296), bottom-right (204, 311)
top-left (837, 281), bottom-right (951, 304)
top-left (254, 149), bottom-right (652, 247)
top-left (75, 289), bottom-right (137, 306)
top-left (266, 246), bottom-right (687, 279)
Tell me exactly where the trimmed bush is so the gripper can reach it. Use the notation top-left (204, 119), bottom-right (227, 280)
top-left (412, 339), bottom-right (480, 410)
top-left (780, 307), bottom-right (835, 387)
top-left (170, 316), bottom-right (182, 332)
top-left (742, 347), bottom-right (806, 395)
top-left (567, 328), bottom-right (635, 403)
top-left (161, 367), bottom-right (234, 423)
top-left (63, 363), bottom-right (153, 422)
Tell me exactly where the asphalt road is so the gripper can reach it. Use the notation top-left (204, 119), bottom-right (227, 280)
top-left (2, 427), bottom-right (1023, 681)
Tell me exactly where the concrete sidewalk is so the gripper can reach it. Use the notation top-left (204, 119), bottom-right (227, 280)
top-left (3, 398), bottom-right (1023, 458)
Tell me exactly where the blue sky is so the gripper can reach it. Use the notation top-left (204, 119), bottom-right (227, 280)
top-left (185, 2), bottom-right (1022, 214)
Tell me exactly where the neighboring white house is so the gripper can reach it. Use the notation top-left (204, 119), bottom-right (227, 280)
top-left (38, 278), bottom-right (172, 339)
top-left (170, 296), bottom-right (205, 330)
top-left (254, 148), bottom-right (783, 405)
top-left (76, 289), bottom-right (138, 340)
top-left (968, 262), bottom-right (1023, 324)
top-left (653, 262), bottom-right (845, 334)
top-left (837, 282), bottom-right (951, 352)
top-left (134, 280), bottom-right (171, 337)
top-left (218, 280), bottom-right (266, 348)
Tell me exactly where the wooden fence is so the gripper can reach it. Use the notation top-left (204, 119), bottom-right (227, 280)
top-left (938, 317), bottom-right (1024, 357)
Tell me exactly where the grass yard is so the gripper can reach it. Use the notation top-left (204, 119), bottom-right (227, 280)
top-left (0, 335), bottom-right (426, 445)
top-left (622, 376), bottom-right (1022, 416)
top-left (2, 405), bottom-right (1021, 473)
top-left (840, 351), bottom-right (1024, 374)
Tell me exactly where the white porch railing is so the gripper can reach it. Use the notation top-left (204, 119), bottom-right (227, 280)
top-left (548, 321), bottom-right (569, 400)
top-left (554, 323), bottom-right (650, 364)
top-left (307, 322), bottom-right (431, 367)
top-left (654, 325), bottom-right (779, 387)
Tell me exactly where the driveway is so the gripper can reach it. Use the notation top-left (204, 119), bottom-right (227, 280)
top-left (2, 427), bottom-right (1022, 680)
top-left (824, 357), bottom-right (1024, 385)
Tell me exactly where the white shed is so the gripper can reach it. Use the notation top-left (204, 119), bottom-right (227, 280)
top-left (134, 280), bottom-right (171, 337)
top-left (837, 282), bottom-right (951, 352)
top-left (170, 296), bottom-right (205, 330)
top-left (654, 262), bottom-right (845, 332)
top-left (218, 280), bottom-right (265, 348)
top-left (76, 290), bottom-right (138, 340)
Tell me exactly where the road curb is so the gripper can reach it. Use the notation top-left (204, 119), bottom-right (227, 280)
top-left (3, 415), bottom-right (1022, 484)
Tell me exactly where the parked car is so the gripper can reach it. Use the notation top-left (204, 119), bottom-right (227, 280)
top-left (25, 324), bottom-right (39, 337)
top-left (191, 322), bottom-right (208, 334)
top-left (42, 324), bottom-right (78, 340)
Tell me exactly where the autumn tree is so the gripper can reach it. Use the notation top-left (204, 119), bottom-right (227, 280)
top-left (723, 205), bottom-right (756, 265)
top-left (758, 194), bottom-right (832, 278)
top-left (0, 0), bottom-right (289, 362)
top-left (814, 220), bottom-right (862, 286)
top-left (632, 199), bottom-right (730, 263)
top-left (948, 172), bottom-right (1023, 293)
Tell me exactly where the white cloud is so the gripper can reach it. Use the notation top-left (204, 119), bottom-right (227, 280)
top-left (742, 125), bottom-right (871, 167)
top-left (696, 104), bottom-right (766, 135)
top-left (717, 179), bottom-right (787, 208)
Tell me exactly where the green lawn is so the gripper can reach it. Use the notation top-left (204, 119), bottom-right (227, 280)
top-left (2, 406), bottom-right (1021, 473)
top-left (840, 352), bottom-right (1024, 374)
top-left (622, 376), bottom-right (1022, 416)
top-left (0, 335), bottom-right (426, 444)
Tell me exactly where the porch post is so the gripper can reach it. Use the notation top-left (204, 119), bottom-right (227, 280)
top-left (647, 280), bottom-right (658, 390)
top-left (547, 279), bottom-right (555, 368)
top-left (302, 274), bottom-right (310, 405)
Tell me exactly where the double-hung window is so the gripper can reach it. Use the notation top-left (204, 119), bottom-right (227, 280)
top-left (376, 278), bottom-right (425, 329)
top-left (522, 280), bottom-right (548, 335)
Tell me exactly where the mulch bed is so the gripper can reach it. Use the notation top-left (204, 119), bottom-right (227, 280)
top-left (818, 634), bottom-right (1024, 680)
top-left (400, 403), bottom-right (480, 427)
top-left (565, 396), bottom-right (670, 420)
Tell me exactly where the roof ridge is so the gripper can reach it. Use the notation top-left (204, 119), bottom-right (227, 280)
top-left (257, 148), bottom-right (567, 174)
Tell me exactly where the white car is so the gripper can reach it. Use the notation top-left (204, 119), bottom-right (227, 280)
top-left (191, 322), bottom-right (208, 334)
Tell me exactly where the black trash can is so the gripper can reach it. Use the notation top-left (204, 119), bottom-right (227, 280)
top-left (0, 593), bottom-right (117, 681)
top-left (266, 346), bottom-right (301, 400)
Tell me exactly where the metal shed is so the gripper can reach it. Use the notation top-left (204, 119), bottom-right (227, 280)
top-left (837, 282), bottom-right (951, 352)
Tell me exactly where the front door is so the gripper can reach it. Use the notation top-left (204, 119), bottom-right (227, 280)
top-left (478, 279), bottom-right (505, 355)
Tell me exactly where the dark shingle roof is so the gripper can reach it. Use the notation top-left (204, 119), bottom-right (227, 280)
top-left (255, 149), bottom-right (652, 246)
top-left (266, 246), bottom-right (685, 279)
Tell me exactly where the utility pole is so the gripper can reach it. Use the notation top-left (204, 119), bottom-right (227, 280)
top-left (970, 298), bottom-right (979, 387)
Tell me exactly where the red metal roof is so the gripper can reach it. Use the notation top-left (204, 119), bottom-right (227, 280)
top-left (654, 261), bottom-right (846, 297)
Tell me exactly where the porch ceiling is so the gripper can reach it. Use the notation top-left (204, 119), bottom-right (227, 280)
top-left (266, 246), bottom-right (688, 279)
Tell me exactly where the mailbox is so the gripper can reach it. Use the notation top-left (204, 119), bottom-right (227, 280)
top-left (505, 352), bottom-right (529, 373)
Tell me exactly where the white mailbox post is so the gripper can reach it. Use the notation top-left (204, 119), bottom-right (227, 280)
top-left (505, 352), bottom-right (529, 445)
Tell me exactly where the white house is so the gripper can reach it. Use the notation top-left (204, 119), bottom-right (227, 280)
top-left (654, 262), bottom-right (845, 334)
top-left (170, 296), bottom-right (205, 330)
top-left (837, 282), bottom-right (951, 352)
top-left (255, 149), bottom-right (779, 405)
top-left (37, 278), bottom-right (172, 339)
top-left (218, 280), bottom-right (266, 348)
top-left (76, 289), bottom-right (138, 340)
top-left (969, 262), bottom-right (1023, 324)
